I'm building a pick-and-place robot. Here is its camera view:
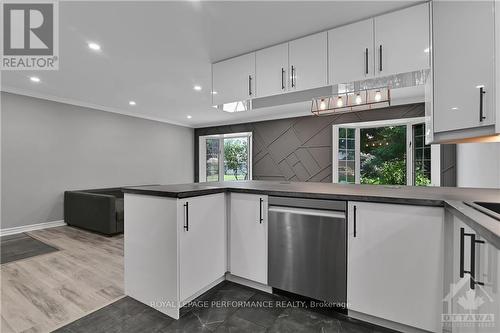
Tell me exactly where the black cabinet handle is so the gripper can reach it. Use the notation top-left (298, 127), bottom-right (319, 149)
top-left (365, 48), bottom-right (369, 75)
top-left (460, 228), bottom-right (485, 289)
top-left (379, 45), bottom-right (383, 72)
top-left (184, 202), bottom-right (189, 231)
top-left (291, 65), bottom-right (295, 88)
top-left (470, 235), bottom-right (485, 289)
top-left (479, 86), bottom-right (486, 122)
top-left (281, 68), bottom-right (285, 90)
top-left (248, 75), bottom-right (252, 96)
top-left (460, 227), bottom-right (465, 278)
top-left (259, 198), bottom-right (263, 223)
top-left (353, 205), bottom-right (357, 238)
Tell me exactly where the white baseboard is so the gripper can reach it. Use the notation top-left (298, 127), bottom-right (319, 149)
top-left (225, 273), bottom-right (273, 294)
top-left (348, 310), bottom-right (429, 333)
top-left (0, 220), bottom-right (66, 237)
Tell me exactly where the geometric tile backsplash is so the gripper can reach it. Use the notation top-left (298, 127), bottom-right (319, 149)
top-left (195, 103), bottom-right (428, 183)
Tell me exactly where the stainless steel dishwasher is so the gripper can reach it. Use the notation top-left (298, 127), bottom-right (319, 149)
top-left (268, 196), bottom-right (346, 304)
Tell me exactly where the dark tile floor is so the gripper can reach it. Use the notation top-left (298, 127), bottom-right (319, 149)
top-left (0, 233), bottom-right (59, 264)
top-left (55, 282), bottom-right (396, 333)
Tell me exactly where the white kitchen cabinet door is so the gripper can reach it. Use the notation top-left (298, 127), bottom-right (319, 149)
top-left (374, 3), bottom-right (429, 77)
top-left (328, 19), bottom-right (374, 85)
top-left (433, 1), bottom-right (495, 133)
top-left (179, 193), bottom-right (226, 301)
top-left (256, 43), bottom-right (288, 98)
top-left (449, 216), bottom-right (500, 333)
top-left (347, 201), bottom-right (444, 332)
top-left (474, 236), bottom-right (500, 333)
top-left (288, 32), bottom-right (328, 92)
top-left (230, 193), bottom-right (268, 284)
top-left (212, 53), bottom-right (255, 105)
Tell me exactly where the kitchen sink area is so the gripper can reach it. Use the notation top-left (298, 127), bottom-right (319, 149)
top-left (466, 201), bottom-right (500, 221)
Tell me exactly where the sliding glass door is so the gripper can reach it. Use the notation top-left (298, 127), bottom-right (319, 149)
top-left (199, 132), bottom-right (252, 182)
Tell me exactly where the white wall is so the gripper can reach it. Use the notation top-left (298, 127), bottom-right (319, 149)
top-left (456, 142), bottom-right (500, 188)
top-left (1, 92), bottom-right (194, 229)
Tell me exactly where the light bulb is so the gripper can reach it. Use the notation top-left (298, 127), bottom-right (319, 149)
top-left (374, 90), bottom-right (382, 102)
top-left (336, 96), bottom-right (343, 108)
top-left (355, 93), bottom-right (362, 105)
top-left (319, 99), bottom-right (326, 110)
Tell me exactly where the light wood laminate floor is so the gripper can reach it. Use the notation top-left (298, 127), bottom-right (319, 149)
top-left (1, 226), bottom-right (124, 333)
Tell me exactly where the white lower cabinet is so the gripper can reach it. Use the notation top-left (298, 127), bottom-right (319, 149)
top-left (444, 214), bottom-right (500, 333)
top-left (347, 201), bottom-right (444, 332)
top-left (229, 193), bottom-right (268, 284)
top-left (124, 193), bottom-right (225, 319)
top-left (178, 194), bottom-right (226, 301)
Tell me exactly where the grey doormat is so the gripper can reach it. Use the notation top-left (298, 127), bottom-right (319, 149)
top-left (1, 233), bottom-right (59, 264)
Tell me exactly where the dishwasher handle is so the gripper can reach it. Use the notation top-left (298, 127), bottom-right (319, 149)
top-left (268, 206), bottom-right (346, 219)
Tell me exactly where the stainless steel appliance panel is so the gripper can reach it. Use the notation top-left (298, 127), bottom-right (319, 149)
top-left (268, 205), bottom-right (346, 303)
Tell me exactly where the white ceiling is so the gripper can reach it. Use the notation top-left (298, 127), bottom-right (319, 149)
top-left (1, 1), bottom-right (421, 128)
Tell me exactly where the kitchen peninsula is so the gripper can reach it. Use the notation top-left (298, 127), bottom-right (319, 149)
top-left (123, 181), bottom-right (500, 333)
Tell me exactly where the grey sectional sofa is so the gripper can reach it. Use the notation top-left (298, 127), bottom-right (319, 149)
top-left (64, 187), bottom-right (125, 236)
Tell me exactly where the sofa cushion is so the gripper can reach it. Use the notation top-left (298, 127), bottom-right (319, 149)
top-left (116, 198), bottom-right (124, 222)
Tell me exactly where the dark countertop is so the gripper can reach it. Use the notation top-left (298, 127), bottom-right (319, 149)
top-left (123, 180), bottom-right (500, 247)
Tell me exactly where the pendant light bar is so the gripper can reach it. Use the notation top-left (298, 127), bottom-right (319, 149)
top-left (311, 87), bottom-right (391, 116)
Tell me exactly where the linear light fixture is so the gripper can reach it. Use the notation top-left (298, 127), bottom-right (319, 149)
top-left (311, 87), bottom-right (391, 116)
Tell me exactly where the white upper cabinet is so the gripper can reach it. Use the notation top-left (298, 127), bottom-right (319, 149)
top-left (374, 3), bottom-right (430, 77)
top-left (212, 4), bottom-right (431, 104)
top-left (288, 32), bottom-right (328, 92)
top-left (212, 52), bottom-right (255, 105)
top-left (328, 19), bottom-right (374, 85)
top-left (433, 1), bottom-right (495, 134)
top-left (256, 43), bottom-right (289, 98)
top-left (230, 193), bottom-right (268, 284)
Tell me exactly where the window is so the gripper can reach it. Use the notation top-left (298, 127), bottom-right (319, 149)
top-left (333, 118), bottom-right (439, 186)
top-left (199, 132), bottom-right (252, 182)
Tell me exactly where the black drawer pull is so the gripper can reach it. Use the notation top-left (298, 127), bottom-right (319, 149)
top-left (281, 68), bottom-right (285, 90)
top-left (184, 202), bottom-right (189, 231)
top-left (353, 205), bottom-right (357, 238)
top-left (379, 45), bottom-right (383, 72)
top-left (460, 228), bottom-right (485, 289)
top-left (479, 86), bottom-right (486, 122)
top-left (365, 48), bottom-right (369, 74)
top-left (259, 198), bottom-right (263, 223)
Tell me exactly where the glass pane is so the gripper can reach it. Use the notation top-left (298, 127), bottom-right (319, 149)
top-left (413, 124), bottom-right (432, 186)
top-left (346, 150), bottom-right (355, 161)
top-left (206, 138), bottom-right (219, 182)
top-left (223, 137), bottom-right (249, 181)
top-left (337, 128), bottom-right (356, 184)
top-left (338, 150), bottom-right (347, 161)
top-left (360, 125), bottom-right (407, 185)
top-left (346, 161), bottom-right (355, 183)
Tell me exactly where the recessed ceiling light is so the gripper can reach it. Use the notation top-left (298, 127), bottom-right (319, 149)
top-left (187, 115), bottom-right (192, 119)
top-left (193, 85), bottom-right (202, 91)
top-left (30, 76), bottom-right (40, 83)
top-left (129, 101), bottom-right (136, 106)
top-left (211, 91), bottom-right (218, 95)
top-left (88, 42), bottom-right (101, 51)
top-left (424, 47), bottom-right (430, 53)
